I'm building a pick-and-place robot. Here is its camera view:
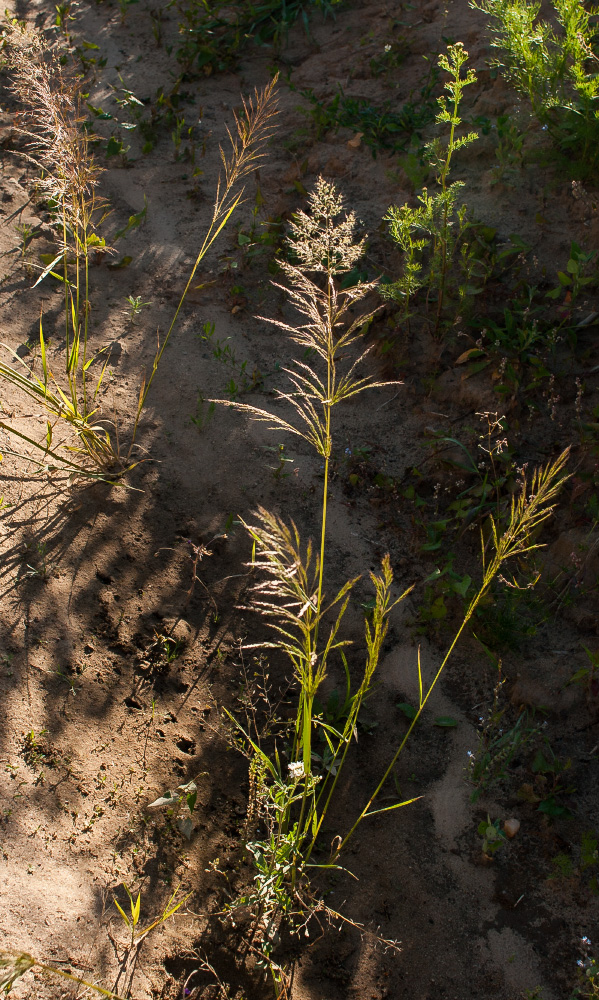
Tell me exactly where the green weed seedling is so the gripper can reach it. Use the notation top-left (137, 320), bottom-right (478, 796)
top-left (22, 541), bottom-right (51, 582)
top-left (152, 631), bottom-right (183, 664)
top-left (117, 0), bottom-right (139, 25)
top-left (126, 294), bottom-right (151, 322)
top-left (491, 113), bottom-right (525, 184)
top-left (478, 814), bottom-right (507, 857)
top-left (546, 242), bottom-right (598, 305)
top-left (15, 222), bottom-right (35, 262)
top-left (370, 35), bottom-right (409, 78)
top-left (566, 646), bottom-right (599, 700)
top-left (550, 830), bottom-right (599, 893)
top-left (266, 442), bottom-right (293, 480)
top-left (190, 391), bottom-right (216, 432)
top-left (75, 39), bottom-right (107, 77)
top-left (468, 686), bottom-right (541, 803)
top-left (148, 778), bottom-right (204, 840)
top-left (529, 743), bottom-right (575, 818)
top-left (113, 883), bottom-right (190, 947)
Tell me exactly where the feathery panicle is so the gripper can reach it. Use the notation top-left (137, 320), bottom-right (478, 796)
top-left (128, 76), bottom-right (279, 458)
top-left (286, 176), bottom-right (366, 273)
top-left (4, 19), bottom-right (105, 259)
top-left (243, 507), bottom-right (357, 699)
top-left (220, 77), bottom-right (280, 194)
top-left (215, 176), bottom-right (395, 462)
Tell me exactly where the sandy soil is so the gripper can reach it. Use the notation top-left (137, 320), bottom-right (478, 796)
top-left (1, 1), bottom-right (599, 998)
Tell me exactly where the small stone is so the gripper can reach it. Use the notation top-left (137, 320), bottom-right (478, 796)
top-left (504, 817), bottom-right (521, 838)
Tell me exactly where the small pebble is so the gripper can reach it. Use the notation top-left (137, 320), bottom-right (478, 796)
top-left (504, 817), bottom-right (520, 838)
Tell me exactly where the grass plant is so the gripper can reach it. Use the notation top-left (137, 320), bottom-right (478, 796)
top-left (1, 949), bottom-right (127, 998)
top-left (471, 0), bottom-right (599, 173)
top-left (0, 18), bottom-right (278, 483)
top-left (214, 176), bottom-right (570, 968)
top-left (0, 885), bottom-right (189, 997)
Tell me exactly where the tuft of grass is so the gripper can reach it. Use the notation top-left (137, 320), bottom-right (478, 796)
top-left (211, 176), bottom-right (569, 969)
top-left (0, 19), bottom-right (278, 483)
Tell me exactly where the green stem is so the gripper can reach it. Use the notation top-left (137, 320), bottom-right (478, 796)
top-left (335, 587), bottom-right (485, 856)
top-left (127, 191), bottom-right (243, 457)
top-left (36, 963), bottom-right (127, 1000)
top-left (435, 87), bottom-right (459, 334)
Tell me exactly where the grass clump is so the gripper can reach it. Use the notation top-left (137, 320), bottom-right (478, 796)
top-left (0, 20), bottom-right (116, 478)
top-left (471, 0), bottom-right (599, 174)
top-left (213, 176), bottom-right (570, 980)
top-left (0, 18), bottom-right (278, 483)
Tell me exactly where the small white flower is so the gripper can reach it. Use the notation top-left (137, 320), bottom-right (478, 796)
top-left (288, 761), bottom-right (305, 781)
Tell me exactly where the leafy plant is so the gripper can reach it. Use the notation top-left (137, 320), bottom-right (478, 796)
top-left (382, 43), bottom-right (479, 334)
top-left (567, 645), bottom-right (599, 699)
top-left (478, 814), bottom-right (507, 856)
top-left (148, 779), bottom-right (202, 840)
top-left (468, 668), bottom-right (541, 801)
top-left (126, 294), bottom-right (151, 322)
top-left (472, 0), bottom-right (599, 174)
top-left (112, 883), bottom-right (190, 949)
top-left (530, 742), bottom-right (575, 818)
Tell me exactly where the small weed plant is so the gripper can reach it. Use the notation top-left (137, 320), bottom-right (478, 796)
top-left (381, 43), bottom-right (479, 335)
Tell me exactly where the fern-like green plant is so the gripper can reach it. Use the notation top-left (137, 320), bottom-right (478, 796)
top-left (382, 43), bottom-right (479, 335)
top-left (472, 0), bottom-right (599, 172)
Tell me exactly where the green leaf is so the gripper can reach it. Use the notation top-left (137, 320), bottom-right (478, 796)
top-left (434, 716), bottom-right (458, 727)
top-left (452, 575), bottom-right (471, 598)
top-left (430, 596), bottom-right (447, 619)
top-left (113, 899), bottom-right (131, 929)
top-left (148, 790), bottom-right (179, 808)
top-left (396, 702), bottom-right (417, 720)
top-left (531, 750), bottom-right (550, 774)
top-left (364, 795), bottom-right (422, 817)
top-left (106, 136), bottom-right (126, 157)
top-left (177, 816), bottom-right (194, 839)
top-left (115, 196), bottom-right (147, 240)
